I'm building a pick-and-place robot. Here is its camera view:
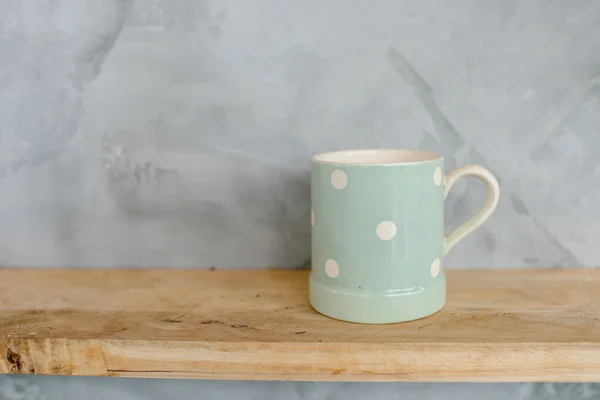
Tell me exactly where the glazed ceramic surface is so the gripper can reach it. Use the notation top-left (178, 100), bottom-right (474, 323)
top-left (310, 149), bottom-right (500, 323)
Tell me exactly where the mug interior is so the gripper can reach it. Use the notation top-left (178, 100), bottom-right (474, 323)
top-left (312, 149), bottom-right (442, 165)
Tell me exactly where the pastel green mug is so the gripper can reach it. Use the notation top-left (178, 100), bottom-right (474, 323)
top-left (309, 149), bottom-right (500, 324)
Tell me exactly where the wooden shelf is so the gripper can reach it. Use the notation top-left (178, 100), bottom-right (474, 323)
top-left (1, 268), bottom-right (599, 381)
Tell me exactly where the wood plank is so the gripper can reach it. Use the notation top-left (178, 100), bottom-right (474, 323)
top-left (1, 268), bottom-right (599, 381)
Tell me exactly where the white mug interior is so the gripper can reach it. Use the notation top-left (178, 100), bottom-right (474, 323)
top-left (312, 149), bottom-right (442, 165)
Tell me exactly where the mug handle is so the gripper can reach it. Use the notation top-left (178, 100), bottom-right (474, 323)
top-left (444, 165), bottom-right (500, 255)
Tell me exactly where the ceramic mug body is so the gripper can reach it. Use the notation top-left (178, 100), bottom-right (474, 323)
top-left (309, 149), bottom-right (499, 324)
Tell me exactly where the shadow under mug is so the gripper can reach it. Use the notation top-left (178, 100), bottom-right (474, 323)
top-left (309, 149), bottom-right (500, 324)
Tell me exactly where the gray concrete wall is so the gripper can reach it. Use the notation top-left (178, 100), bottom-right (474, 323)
top-left (1, 1), bottom-right (599, 398)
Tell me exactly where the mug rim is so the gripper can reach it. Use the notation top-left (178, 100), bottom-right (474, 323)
top-left (311, 149), bottom-right (443, 166)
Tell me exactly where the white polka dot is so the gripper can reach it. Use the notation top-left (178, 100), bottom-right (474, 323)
top-left (376, 221), bottom-right (397, 241)
top-left (430, 258), bottom-right (441, 278)
top-left (434, 167), bottom-right (443, 186)
top-left (311, 208), bottom-right (315, 227)
top-left (331, 169), bottom-right (348, 190)
top-left (325, 259), bottom-right (339, 278)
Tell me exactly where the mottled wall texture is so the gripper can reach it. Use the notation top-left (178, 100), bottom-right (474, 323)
top-left (1, 1), bottom-right (599, 399)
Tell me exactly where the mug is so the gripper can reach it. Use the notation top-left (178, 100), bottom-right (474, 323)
top-left (309, 149), bottom-right (500, 323)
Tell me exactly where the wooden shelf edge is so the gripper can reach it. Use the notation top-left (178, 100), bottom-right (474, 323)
top-left (2, 338), bottom-right (600, 382)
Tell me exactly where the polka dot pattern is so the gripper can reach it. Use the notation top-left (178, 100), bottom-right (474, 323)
top-left (434, 167), bottom-right (443, 186)
top-left (325, 259), bottom-right (340, 278)
top-left (430, 258), bottom-right (441, 278)
top-left (331, 169), bottom-right (348, 190)
top-left (317, 166), bottom-right (444, 284)
top-left (376, 221), bottom-right (397, 241)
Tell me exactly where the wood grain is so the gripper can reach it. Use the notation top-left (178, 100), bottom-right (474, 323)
top-left (1, 268), bottom-right (599, 381)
